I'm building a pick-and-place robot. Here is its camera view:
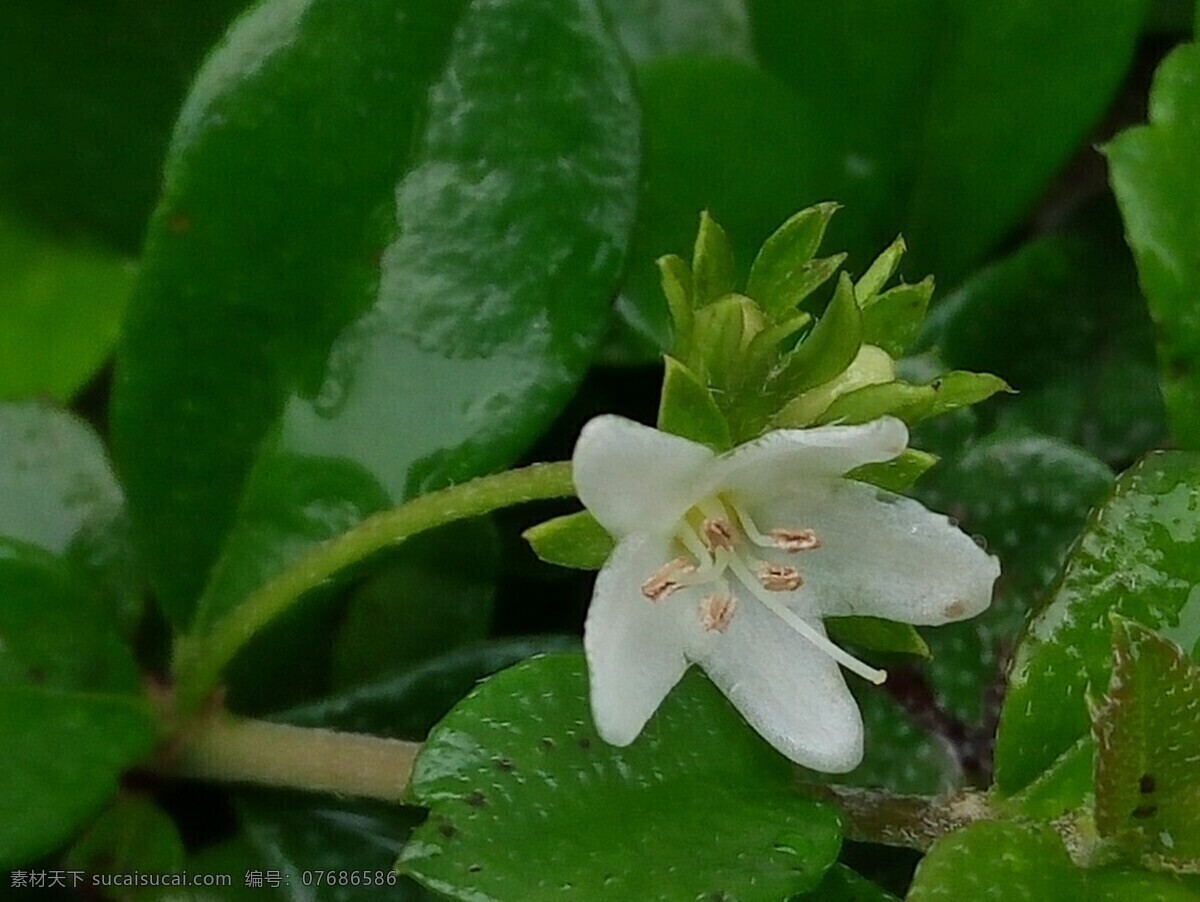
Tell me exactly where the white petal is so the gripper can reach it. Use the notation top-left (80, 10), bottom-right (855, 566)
top-left (695, 597), bottom-right (864, 772)
top-left (573, 415), bottom-right (714, 537)
top-left (745, 478), bottom-right (999, 625)
top-left (584, 534), bottom-right (699, 746)
top-left (708, 416), bottom-right (908, 499)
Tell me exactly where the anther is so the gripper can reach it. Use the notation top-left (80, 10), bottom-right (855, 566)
top-left (699, 593), bottom-right (737, 633)
top-left (702, 518), bottom-right (736, 551)
top-left (771, 528), bottom-right (821, 552)
top-left (640, 557), bottom-right (695, 602)
top-left (758, 563), bottom-right (803, 591)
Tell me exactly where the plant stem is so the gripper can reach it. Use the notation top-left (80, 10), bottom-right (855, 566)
top-left (799, 784), bottom-right (995, 850)
top-left (159, 714), bottom-right (421, 804)
top-left (173, 461), bottom-right (576, 712)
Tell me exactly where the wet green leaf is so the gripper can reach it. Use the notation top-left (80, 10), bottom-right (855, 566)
top-left (0, 207), bottom-right (134, 401)
top-left (523, 511), bottom-right (613, 572)
top-left (0, 686), bottom-right (157, 867)
top-left (0, 402), bottom-right (138, 630)
top-left (751, 0), bottom-right (1149, 281)
top-left (996, 452), bottom-right (1200, 794)
top-left (111, 0), bottom-right (639, 631)
top-left (1108, 43), bottom-right (1200, 450)
top-left (915, 431), bottom-right (1113, 728)
top-left (597, 0), bottom-right (754, 63)
top-left (1093, 618), bottom-right (1200, 871)
top-left (401, 654), bottom-right (843, 900)
top-left (657, 355), bottom-right (733, 450)
top-left (0, 402), bottom-right (123, 557)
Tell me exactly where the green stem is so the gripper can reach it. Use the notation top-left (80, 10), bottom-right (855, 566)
top-left (173, 461), bottom-right (576, 712)
top-left (157, 713), bottom-right (421, 804)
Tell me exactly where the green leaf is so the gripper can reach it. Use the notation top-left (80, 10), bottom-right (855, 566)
top-left (750, 0), bottom-right (1149, 281)
top-left (0, 539), bottom-right (140, 694)
top-left (0, 402), bottom-right (138, 631)
top-left (746, 202), bottom-right (840, 315)
top-left (612, 56), bottom-right (835, 354)
top-left (861, 278), bottom-right (933, 358)
top-left (0, 207), bottom-right (134, 401)
top-left (1004, 736), bottom-right (1095, 822)
top-left (0, 401), bottom-right (123, 556)
top-left (596, 0), bottom-right (754, 63)
top-left (0, 686), bottom-right (157, 867)
top-left (813, 685), bottom-right (962, 795)
top-left (853, 235), bottom-right (906, 304)
top-left (815, 372), bottom-right (1009, 427)
top-left (657, 355), bottom-right (733, 450)
top-left (908, 820), bottom-right (1200, 900)
top-left (1108, 43), bottom-right (1200, 450)
top-left (995, 452), bottom-right (1200, 794)
top-left (847, 449), bottom-right (938, 493)
top-left (229, 639), bottom-right (579, 899)
top-left (915, 431), bottom-right (1113, 728)
top-left (331, 522), bottom-right (499, 689)
top-left (111, 0), bottom-right (639, 628)
top-left (400, 654), bottom-right (843, 900)
top-left (922, 225), bottom-right (1167, 466)
top-left (0, 0), bottom-right (248, 250)
top-left (799, 864), bottom-right (899, 901)
top-left (67, 794), bottom-right (185, 878)
top-left (1093, 618), bottom-right (1200, 870)
top-left (692, 210), bottom-right (736, 306)
top-left (749, 272), bottom-right (861, 438)
top-left (523, 511), bottom-right (614, 572)
top-left (236, 791), bottom-right (434, 901)
top-left (826, 617), bottom-right (930, 660)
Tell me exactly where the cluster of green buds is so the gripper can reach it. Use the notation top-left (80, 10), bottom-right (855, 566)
top-left (655, 204), bottom-right (1008, 488)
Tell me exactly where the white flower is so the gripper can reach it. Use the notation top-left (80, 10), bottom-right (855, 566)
top-left (573, 415), bottom-right (999, 773)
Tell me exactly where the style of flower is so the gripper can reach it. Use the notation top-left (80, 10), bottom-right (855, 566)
top-left (573, 415), bottom-right (999, 773)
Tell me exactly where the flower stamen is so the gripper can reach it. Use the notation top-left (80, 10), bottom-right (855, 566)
top-left (699, 593), bottom-right (737, 633)
top-left (771, 528), bottom-right (822, 552)
top-left (702, 518), bottom-right (736, 551)
top-left (758, 563), bottom-right (803, 591)
top-left (640, 556), bottom-right (695, 602)
top-left (726, 497), bottom-right (821, 554)
top-left (723, 550), bottom-right (887, 685)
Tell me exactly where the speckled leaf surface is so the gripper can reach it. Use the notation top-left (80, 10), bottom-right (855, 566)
top-left (400, 654), bottom-right (843, 900)
top-left (996, 452), bottom-right (1200, 794)
top-left (597, 0), bottom-right (753, 62)
top-left (111, 0), bottom-right (640, 628)
top-left (1093, 619), bottom-right (1200, 871)
top-left (907, 820), bottom-right (1200, 900)
top-left (914, 431), bottom-right (1113, 728)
